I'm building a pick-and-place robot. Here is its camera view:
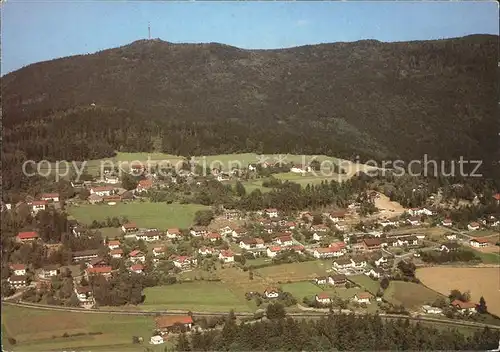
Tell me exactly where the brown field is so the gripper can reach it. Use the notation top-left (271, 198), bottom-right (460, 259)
top-left (374, 193), bottom-right (406, 215)
top-left (417, 267), bottom-right (500, 315)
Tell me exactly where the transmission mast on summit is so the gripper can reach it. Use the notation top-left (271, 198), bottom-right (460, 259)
top-left (148, 22), bottom-right (151, 40)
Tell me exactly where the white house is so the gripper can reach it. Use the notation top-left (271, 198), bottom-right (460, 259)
top-left (240, 238), bottom-right (265, 250)
top-left (266, 246), bottom-right (282, 258)
top-left (167, 228), bottom-right (181, 239)
top-left (409, 208), bottom-right (433, 217)
top-left (264, 288), bottom-right (280, 299)
top-left (74, 286), bottom-right (93, 303)
top-left (353, 292), bottom-right (372, 304)
top-left (129, 250), bottom-right (146, 263)
top-left (470, 238), bottom-right (489, 248)
top-left (105, 176), bottom-right (120, 184)
top-left (422, 305), bottom-right (443, 314)
top-left (380, 220), bottom-right (398, 228)
top-left (40, 265), bottom-right (59, 278)
top-left (315, 293), bottom-right (331, 304)
top-left (312, 233), bottom-right (323, 242)
top-left (314, 277), bottom-right (328, 285)
top-left (374, 255), bottom-right (388, 267)
top-left (107, 240), bottom-right (120, 250)
top-left (10, 264), bottom-right (26, 276)
top-left (445, 233), bottom-right (457, 241)
top-left (153, 247), bottom-right (165, 257)
top-left (150, 336), bottom-right (164, 345)
top-left (467, 222), bottom-right (480, 231)
top-left (31, 200), bottom-right (48, 214)
top-left (351, 257), bottom-right (367, 268)
top-left (8, 275), bottom-right (27, 289)
top-left (265, 208), bottom-right (279, 218)
top-left (172, 256), bottom-right (197, 269)
top-left (275, 235), bottom-right (293, 246)
top-left (219, 250), bottom-right (235, 263)
top-left (110, 249), bottom-right (123, 258)
top-left (407, 217), bottom-right (420, 226)
top-left (135, 231), bottom-right (161, 242)
top-left (129, 264), bottom-right (145, 274)
top-left (313, 246), bottom-right (345, 259)
top-left (442, 219), bottom-right (453, 227)
top-left (90, 186), bottom-right (114, 197)
top-left (329, 211), bottom-right (346, 223)
top-left (290, 167), bottom-right (306, 174)
top-left (190, 226), bottom-right (208, 237)
top-left (366, 268), bottom-right (384, 279)
top-left (41, 193), bottom-right (60, 202)
top-left (198, 247), bottom-right (216, 256)
top-left (333, 258), bottom-right (354, 270)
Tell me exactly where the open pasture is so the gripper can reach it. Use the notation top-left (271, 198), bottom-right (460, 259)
top-left (1, 305), bottom-right (155, 351)
top-left (383, 281), bottom-right (443, 309)
top-left (417, 267), bottom-right (500, 315)
top-left (256, 261), bottom-right (330, 283)
top-left (68, 202), bottom-right (208, 229)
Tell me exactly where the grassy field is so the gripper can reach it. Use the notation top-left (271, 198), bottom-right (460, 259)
top-left (1, 305), bottom-right (159, 352)
top-left (417, 267), bottom-right (500, 316)
top-left (473, 250), bottom-right (500, 265)
top-left (281, 281), bottom-right (361, 300)
top-left (141, 281), bottom-right (253, 312)
top-left (383, 281), bottom-right (443, 309)
top-left (349, 275), bottom-right (381, 294)
top-left (67, 202), bottom-right (208, 229)
top-left (256, 261), bottom-right (331, 283)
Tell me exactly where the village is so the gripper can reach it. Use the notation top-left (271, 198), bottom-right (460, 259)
top-left (3, 158), bottom-right (500, 345)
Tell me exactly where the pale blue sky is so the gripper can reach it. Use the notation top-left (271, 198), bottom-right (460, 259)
top-left (1, 1), bottom-right (498, 74)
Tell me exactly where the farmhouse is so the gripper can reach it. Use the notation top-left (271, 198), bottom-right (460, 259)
top-left (329, 210), bottom-right (347, 223)
top-left (110, 248), bottom-right (124, 258)
top-left (351, 257), bottom-right (367, 268)
top-left (315, 277), bottom-right (328, 285)
top-left (380, 219), bottom-right (399, 228)
top-left (264, 288), bottom-right (280, 299)
top-left (275, 234), bottom-right (293, 246)
top-left (90, 186), bottom-right (114, 197)
top-left (40, 265), bottom-right (59, 278)
top-left (74, 286), bottom-right (94, 303)
top-left (41, 193), bottom-right (60, 202)
top-left (190, 226), bottom-right (208, 237)
top-left (467, 222), bottom-right (480, 231)
top-left (135, 230), bottom-right (161, 242)
top-left (408, 208), bottom-right (433, 217)
top-left (129, 250), bottom-right (146, 263)
top-left (440, 242), bottom-right (460, 252)
top-left (105, 175), bottom-right (119, 184)
top-left (88, 257), bottom-right (108, 268)
top-left (172, 256), bottom-right (197, 269)
top-left (362, 238), bottom-right (382, 251)
top-left (136, 179), bottom-right (153, 193)
top-left (421, 305), bottom-right (443, 314)
top-left (198, 247), bottom-right (216, 256)
top-left (366, 268), bottom-right (384, 279)
top-left (88, 194), bottom-right (103, 204)
top-left (107, 240), bottom-right (121, 250)
top-left (397, 235), bottom-right (419, 246)
top-left (240, 238), bottom-right (265, 250)
top-left (470, 237), bottom-right (489, 248)
top-left (204, 232), bottom-right (222, 242)
top-left (167, 228), bottom-right (182, 239)
top-left (442, 219), bottom-right (453, 227)
top-left (122, 223), bottom-right (139, 233)
top-left (333, 258), bottom-right (354, 270)
top-left (31, 200), bottom-right (48, 213)
top-left (8, 275), bottom-right (27, 289)
top-left (312, 233), bottom-right (323, 241)
top-left (103, 195), bottom-right (122, 204)
top-left (451, 300), bottom-right (477, 314)
top-left (266, 246), bottom-right (282, 258)
top-left (445, 233), bottom-right (457, 240)
top-left (328, 274), bottom-right (348, 286)
top-left (17, 231), bottom-right (39, 242)
top-left (129, 264), bottom-right (145, 274)
top-left (155, 315), bottom-right (194, 334)
top-left (313, 246), bottom-right (345, 259)
top-left (72, 249), bottom-right (99, 262)
top-left (353, 292), bottom-right (373, 304)
top-left (85, 266), bottom-right (112, 279)
top-left (407, 217), bottom-right (421, 226)
top-left (265, 208), bottom-right (279, 218)
top-left (315, 293), bottom-right (331, 304)
top-left (219, 250), bottom-right (235, 263)
top-left (153, 247), bottom-right (166, 257)
top-left (10, 264), bottom-right (26, 276)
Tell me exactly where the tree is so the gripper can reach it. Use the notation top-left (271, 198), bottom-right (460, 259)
top-left (194, 210), bottom-right (214, 226)
top-left (266, 302), bottom-right (286, 320)
top-left (121, 173), bottom-right (139, 191)
top-left (380, 277), bottom-right (390, 290)
top-left (79, 188), bottom-right (90, 200)
top-left (235, 181), bottom-right (246, 197)
top-left (477, 296), bottom-right (487, 314)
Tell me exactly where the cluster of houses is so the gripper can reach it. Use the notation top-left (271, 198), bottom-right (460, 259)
top-left (421, 299), bottom-right (478, 316)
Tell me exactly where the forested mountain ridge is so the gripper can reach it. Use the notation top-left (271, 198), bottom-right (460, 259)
top-left (2, 35), bottom-right (498, 167)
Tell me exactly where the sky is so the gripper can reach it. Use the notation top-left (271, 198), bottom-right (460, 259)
top-left (1, 1), bottom-right (498, 74)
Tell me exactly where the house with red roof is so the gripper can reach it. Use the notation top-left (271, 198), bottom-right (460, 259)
top-left (85, 266), bottom-right (112, 279)
top-left (493, 193), bottom-right (500, 203)
top-left (155, 315), bottom-right (193, 334)
top-left (451, 300), bottom-right (477, 314)
top-left (31, 200), bottom-right (48, 213)
top-left (17, 231), bottom-right (39, 242)
top-left (204, 232), bottom-right (222, 242)
top-left (218, 250), bottom-right (235, 263)
top-left (239, 238), bottom-right (265, 250)
top-left (275, 234), bottom-right (293, 246)
top-left (198, 247), bottom-right (216, 256)
top-left (329, 210), bottom-right (347, 223)
top-left (313, 246), bottom-right (345, 259)
top-left (171, 255), bottom-right (197, 269)
top-left (266, 246), bottom-right (282, 258)
top-left (135, 179), bottom-right (154, 193)
top-left (10, 264), bottom-right (26, 276)
top-left (153, 247), bottom-right (166, 257)
top-left (129, 250), bottom-right (146, 263)
top-left (107, 240), bottom-right (121, 250)
top-left (467, 222), bottom-right (481, 231)
top-left (167, 228), bottom-right (181, 239)
top-left (315, 293), bottom-right (331, 304)
top-left (41, 193), bottom-right (60, 202)
top-left (130, 264), bottom-right (145, 274)
top-left (362, 238), bottom-right (382, 251)
top-left (470, 237), bottom-right (489, 248)
top-left (264, 287), bottom-right (280, 299)
top-left (136, 230), bottom-right (161, 242)
top-left (353, 292), bottom-right (373, 304)
top-left (121, 223), bottom-right (138, 233)
top-left (110, 248), bottom-right (124, 258)
top-left (442, 218), bottom-right (453, 227)
top-left (265, 208), bottom-right (279, 218)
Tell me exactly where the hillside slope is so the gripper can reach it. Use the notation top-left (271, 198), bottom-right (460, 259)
top-left (2, 35), bottom-right (498, 168)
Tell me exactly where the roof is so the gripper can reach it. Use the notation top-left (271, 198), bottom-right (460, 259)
top-left (469, 222), bottom-right (480, 227)
top-left (220, 250), bottom-right (234, 258)
top-left (408, 216), bottom-right (420, 222)
top-left (316, 293), bottom-right (330, 299)
top-left (155, 315), bottom-right (193, 329)
top-left (10, 264), bottom-right (26, 270)
top-left (334, 258), bottom-right (352, 266)
top-left (442, 218), bottom-right (453, 223)
top-left (330, 210), bottom-right (347, 217)
top-left (32, 200), bottom-right (48, 206)
top-left (268, 246), bottom-right (282, 252)
top-left (88, 194), bottom-right (103, 200)
top-left (357, 292), bottom-right (373, 299)
top-left (123, 223), bottom-right (138, 229)
top-left (471, 237), bottom-right (489, 244)
top-left (451, 300), bottom-right (476, 309)
top-left (91, 186), bottom-right (114, 192)
top-left (9, 275), bottom-right (27, 282)
top-left (72, 249), bottom-right (99, 257)
top-left (265, 287), bottom-right (279, 293)
top-left (277, 235), bottom-right (292, 242)
top-left (442, 242), bottom-right (460, 249)
top-left (86, 266), bottom-right (112, 274)
top-left (75, 286), bottom-right (92, 294)
top-left (129, 250), bottom-right (144, 257)
top-left (363, 238), bottom-right (382, 247)
top-left (17, 231), bottom-right (39, 240)
top-left (41, 193), bottom-right (59, 198)
top-left (266, 208), bottom-right (278, 212)
top-left (168, 228), bottom-right (181, 234)
top-left (130, 264), bottom-right (144, 271)
top-left (110, 249), bottom-right (124, 255)
top-left (43, 264), bottom-right (59, 271)
top-left (108, 240), bottom-right (121, 246)
top-left (139, 231), bottom-right (161, 237)
top-left (153, 247), bottom-right (165, 252)
top-left (330, 274), bottom-right (347, 281)
top-left (137, 179), bottom-right (153, 188)
top-left (173, 255), bottom-right (192, 263)
top-left (493, 193), bottom-right (500, 200)
top-left (206, 232), bottom-right (221, 239)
